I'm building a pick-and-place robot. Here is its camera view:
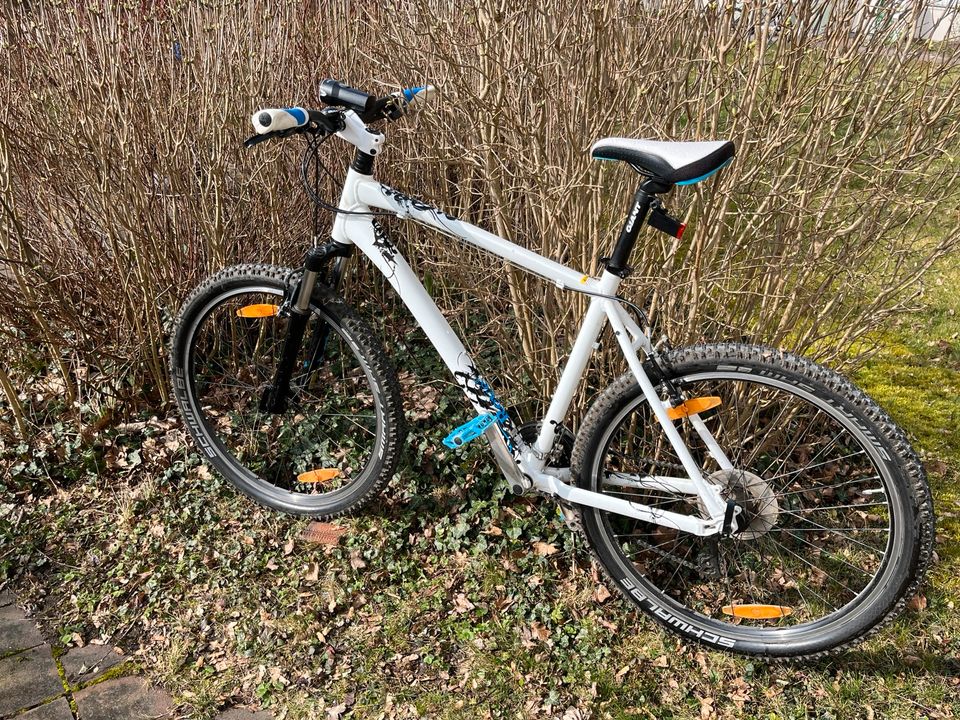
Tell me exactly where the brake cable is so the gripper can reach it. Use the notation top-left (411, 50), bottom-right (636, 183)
top-left (298, 123), bottom-right (399, 220)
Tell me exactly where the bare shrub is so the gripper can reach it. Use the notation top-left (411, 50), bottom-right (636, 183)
top-left (0, 0), bottom-right (958, 420)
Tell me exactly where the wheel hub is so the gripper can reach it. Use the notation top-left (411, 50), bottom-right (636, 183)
top-left (707, 469), bottom-right (779, 539)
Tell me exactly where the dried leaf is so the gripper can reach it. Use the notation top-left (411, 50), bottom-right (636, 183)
top-left (283, 538), bottom-right (295, 555)
top-left (594, 584), bottom-right (611, 602)
top-left (326, 703), bottom-right (347, 720)
top-left (349, 550), bottom-right (367, 570)
top-left (302, 522), bottom-right (347, 545)
top-left (533, 541), bottom-right (558, 556)
top-left (907, 594), bottom-right (927, 612)
top-left (304, 562), bottom-right (320, 582)
top-left (530, 621), bottom-right (551, 642)
top-left (452, 593), bottom-right (475, 614)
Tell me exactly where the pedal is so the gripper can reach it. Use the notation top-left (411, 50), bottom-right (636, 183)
top-left (443, 412), bottom-right (502, 449)
top-left (556, 502), bottom-right (584, 534)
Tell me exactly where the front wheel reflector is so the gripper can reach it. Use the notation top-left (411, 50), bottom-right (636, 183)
top-left (297, 468), bottom-right (340, 484)
top-left (236, 303), bottom-right (279, 318)
top-left (721, 604), bottom-right (793, 619)
top-left (666, 396), bottom-right (722, 420)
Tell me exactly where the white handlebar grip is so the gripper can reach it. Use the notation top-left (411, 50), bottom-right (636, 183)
top-left (399, 85), bottom-right (435, 109)
top-left (251, 107), bottom-right (309, 135)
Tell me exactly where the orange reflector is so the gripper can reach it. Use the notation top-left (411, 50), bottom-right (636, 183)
top-left (666, 396), bottom-right (722, 420)
top-left (722, 604), bottom-right (793, 619)
top-left (236, 304), bottom-right (279, 318)
top-left (297, 468), bottom-right (340, 484)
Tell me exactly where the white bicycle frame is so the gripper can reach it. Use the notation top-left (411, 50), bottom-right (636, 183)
top-left (329, 111), bottom-right (730, 537)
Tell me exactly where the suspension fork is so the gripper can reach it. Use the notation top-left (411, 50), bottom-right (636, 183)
top-left (259, 241), bottom-right (353, 413)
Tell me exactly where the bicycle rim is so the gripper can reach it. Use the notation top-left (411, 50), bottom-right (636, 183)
top-left (587, 370), bottom-right (906, 645)
top-left (184, 284), bottom-right (385, 502)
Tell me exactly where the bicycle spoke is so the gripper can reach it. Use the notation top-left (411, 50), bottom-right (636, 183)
top-left (592, 364), bottom-right (910, 646)
top-left (771, 474), bottom-right (882, 499)
top-left (781, 501), bottom-right (887, 513)
top-left (765, 449), bottom-right (867, 484)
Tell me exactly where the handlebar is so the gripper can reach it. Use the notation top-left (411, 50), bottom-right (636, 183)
top-left (245, 80), bottom-right (433, 149)
top-left (244, 107), bottom-right (344, 148)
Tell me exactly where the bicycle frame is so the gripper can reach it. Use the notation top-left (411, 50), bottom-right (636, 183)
top-left (329, 116), bottom-right (730, 537)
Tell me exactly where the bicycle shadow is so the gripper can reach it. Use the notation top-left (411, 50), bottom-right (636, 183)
top-left (807, 647), bottom-right (959, 678)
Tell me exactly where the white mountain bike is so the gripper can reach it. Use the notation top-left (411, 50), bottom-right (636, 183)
top-left (170, 80), bottom-right (934, 660)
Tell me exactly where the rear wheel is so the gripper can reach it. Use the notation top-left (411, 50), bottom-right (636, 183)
top-left (170, 264), bottom-right (404, 518)
top-left (571, 343), bottom-right (934, 659)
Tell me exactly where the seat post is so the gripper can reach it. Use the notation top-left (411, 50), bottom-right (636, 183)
top-left (605, 178), bottom-right (670, 278)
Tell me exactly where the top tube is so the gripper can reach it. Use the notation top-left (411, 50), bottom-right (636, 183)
top-left (351, 174), bottom-right (609, 294)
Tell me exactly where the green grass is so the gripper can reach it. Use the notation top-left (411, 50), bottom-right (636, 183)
top-left (2, 262), bottom-right (960, 719)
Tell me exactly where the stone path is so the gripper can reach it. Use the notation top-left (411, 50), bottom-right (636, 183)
top-left (0, 590), bottom-right (273, 720)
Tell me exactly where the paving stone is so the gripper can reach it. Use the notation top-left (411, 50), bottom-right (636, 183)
top-left (19, 697), bottom-right (75, 720)
top-left (61, 644), bottom-right (130, 683)
top-left (217, 709), bottom-right (274, 720)
top-left (0, 591), bottom-right (14, 607)
top-left (0, 645), bottom-right (64, 716)
top-left (74, 676), bottom-right (173, 719)
top-left (0, 603), bottom-right (45, 653)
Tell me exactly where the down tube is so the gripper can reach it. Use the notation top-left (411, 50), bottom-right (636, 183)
top-left (338, 215), bottom-right (497, 418)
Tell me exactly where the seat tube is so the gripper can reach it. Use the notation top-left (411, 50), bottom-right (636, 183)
top-left (534, 271), bottom-right (622, 456)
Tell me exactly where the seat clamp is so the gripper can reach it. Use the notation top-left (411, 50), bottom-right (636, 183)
top-left (600, 256), bottom-right (632, 279)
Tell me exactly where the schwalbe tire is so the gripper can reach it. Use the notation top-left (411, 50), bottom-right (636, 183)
top-left (169, 264), bottom-right (405, 519)
top-left (570, 342), bottom-right (934, 660)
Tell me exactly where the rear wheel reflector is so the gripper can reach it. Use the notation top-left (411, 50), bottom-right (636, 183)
top-left (721, 604), bottom-right (793, 619)
top-left (236, 304), bottom-right (279, 318)
top-left (297, 468), bottom-right (340, 484)
top-left (666, 396), bottom-right (722, 420)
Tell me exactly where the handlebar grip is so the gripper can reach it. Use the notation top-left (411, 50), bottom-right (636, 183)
top-left (399, 85), bottom-right (434, 106)
top-left (251, 107), bottom-right (310, 135)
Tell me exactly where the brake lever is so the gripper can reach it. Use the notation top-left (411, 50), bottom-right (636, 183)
top-left (243, 124), bottom-right (328, 150)
top-left (244, 133), bottom-right (274, 149)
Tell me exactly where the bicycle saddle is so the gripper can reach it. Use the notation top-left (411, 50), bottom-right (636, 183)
top-left (590, 138), bottom-right (735, 185)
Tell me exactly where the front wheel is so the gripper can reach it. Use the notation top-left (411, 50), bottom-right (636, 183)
top-left (571, 343), bottom-right (934, 659)
top-left (170, 264), bottom-right (405, 518)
